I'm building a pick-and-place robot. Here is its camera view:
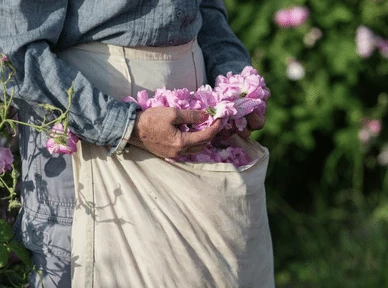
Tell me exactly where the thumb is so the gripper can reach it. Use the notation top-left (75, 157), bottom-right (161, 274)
top-left (173, 109), bottom-right (209, 125)
top-left (183, 118), bottom-right (223, 146)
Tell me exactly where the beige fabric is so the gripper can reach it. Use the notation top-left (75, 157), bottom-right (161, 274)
top-left (60, 39), bottom-right (275, 288)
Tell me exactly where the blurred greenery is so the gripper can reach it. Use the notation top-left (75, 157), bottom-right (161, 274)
top-left (224, 0), bottom-right (388, 287)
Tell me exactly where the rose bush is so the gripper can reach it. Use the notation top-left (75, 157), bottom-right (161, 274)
top-left (0, 55), bottom-right (77, 286)
top-left (225, 0), bottom-right (388, 286)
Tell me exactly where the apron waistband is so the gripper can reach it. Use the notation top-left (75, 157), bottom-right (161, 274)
top-left (71, 38), bottom-right (198, 60)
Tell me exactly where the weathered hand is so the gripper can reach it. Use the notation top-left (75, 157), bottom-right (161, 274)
top-left (236, 110), bottom-right (266, 139)
top-left (236, 88), bottom-right (271, 139)
top-left (128, 107), bottom-right (222, 158)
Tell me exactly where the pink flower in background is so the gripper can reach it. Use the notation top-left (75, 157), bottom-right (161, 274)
top-left (358, 118), bottom-right (382, 145)
top-left (1, 55), bottom-right (7, 63)
top-left (367, 119), bottom-right (382, 135)
top-left (274, 6), bottom-right (309, 28)
top-left (358, 128), bottom-right (371, 144)
top-left (0, 147), bottom-right (14, 172)
top-left (375, 38), bottom-right (388, 58)
top-left (355, 26), bottom-right (388, 58)
top-left (286, 59), bottom-right (305, 80)
top-left (304, 27), bottom-right (323, 47)
top-left (377, 145), bottom-right (388, 166)
top-left (355, 26), bottom-right (376, 58)
top-left (46, 123), bottom-right (79, 155)
top-left (274, 10), bottom-right (291, 28)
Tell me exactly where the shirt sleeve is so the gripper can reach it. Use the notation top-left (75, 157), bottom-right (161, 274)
top-left (198, 0), bottom-right (252, 86)
top-left (0, 1), bottom-right (139, 152)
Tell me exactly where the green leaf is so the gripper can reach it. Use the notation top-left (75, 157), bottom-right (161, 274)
top-left (0, 244), bottom-right (10, 268)
top-left (0, 219), bottom-right (13, 242)
top-left (330, 5), bottom-right (353, 23)
top-left (8, 239), bottom-right (32, 267)
top-left (372, 203), bottom-right (388, 224)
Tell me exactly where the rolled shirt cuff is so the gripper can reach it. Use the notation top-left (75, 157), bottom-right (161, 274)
top-left (109, 102), bottom-right (141, 155)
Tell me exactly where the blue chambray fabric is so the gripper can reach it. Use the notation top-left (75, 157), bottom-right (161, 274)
top-left (0, 0), bottom-right (251, 258)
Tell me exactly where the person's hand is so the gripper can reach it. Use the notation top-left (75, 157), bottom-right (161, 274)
top-left (235, 110), bottom-right (266, 139)
top-left (127, 107), bottom-right (222, 158)
top-left (236, 88), bottom-right (271, 139)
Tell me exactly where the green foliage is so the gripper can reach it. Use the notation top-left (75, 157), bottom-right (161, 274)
top-left (1, 55), bottom-right (74, 287)
top-left (0, 220), bottom-right (32, 287)
top-left (226, 0), bottom-right (388, 287)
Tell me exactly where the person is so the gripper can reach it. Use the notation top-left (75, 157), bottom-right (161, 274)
top-left (0, 1), bottom-right (274, 287)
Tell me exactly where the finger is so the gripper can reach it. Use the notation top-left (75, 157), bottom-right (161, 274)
top-left (173, 109), bottom-right (208, 125)
top-left (246, 112), bottom-right (261, 130)
top-left (183, 143), bottom-right (209, 155)
top-left (183, 119), bottom-right (222, 146)
top-left (214, 127), bottom-right (236, 141)
top-left (247, 112), bottom-right (266, 131)
top-left (237, 127), bottom-right (251, 139)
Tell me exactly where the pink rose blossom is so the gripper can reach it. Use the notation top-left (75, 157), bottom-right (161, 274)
top-left (358, 118), bottom-right (382, 145)
top-left (46, 123), bottom-right (79, 155)
top-left (215, 69), bottom-right (268, 101)
top-left (274, 10), bottom-right (292, 28)
top-left (304, 27), bottom-right (323, 47)
top-left (228, 147), bottom-right (251, 166)
top-left (356, 27), bottom-right (388, 58)
top-left (136, 90), bottom-right (151, 109)
top-left (375, 38), bottom-right (388, 58)
top-left (356, 26), bottom-right (376, 58)
top-left (121, 66), bottom-right (268, 167)
top-left (122, 95), bottom-right (137, 103)
top-left (288, 7), bottom-right (309, 27)
top-left (194, 85), bottom-right (219, 109)
top-left (1, 55), bottom-right (7, 63)
top-left (286, 59), bottom-right (305, 80)
top-left (233, 117), bottom-right (248, 132)
top-left (233, 98), bottom-right (264, 119)
top-left (274, 6), bottom-right (309, 28)
top-left (213, 101), bottom-right (237, 120)
top-left (240, 65), bottom-right (260, 77)
top-left (0, 147), bottom-right (14, 172)
top-left (377, 145), bottom-right (388, 166)
top-left (358, 128), bottom-right (371, 144)
top-left (367, 119), bottom-right (382, 135)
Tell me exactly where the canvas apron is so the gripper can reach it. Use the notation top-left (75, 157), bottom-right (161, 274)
top-left (58, 39), bottom-right (274, 288)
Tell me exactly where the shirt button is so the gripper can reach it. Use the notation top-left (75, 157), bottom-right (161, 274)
top-left (176, 9), bottom-right (184, 19)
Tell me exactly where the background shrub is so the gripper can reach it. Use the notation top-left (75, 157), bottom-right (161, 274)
top-left (224, 0), bottom-right (388, 286)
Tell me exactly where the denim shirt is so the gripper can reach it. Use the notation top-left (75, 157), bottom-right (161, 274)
top-left (0, 0), bottom-right (251, 257)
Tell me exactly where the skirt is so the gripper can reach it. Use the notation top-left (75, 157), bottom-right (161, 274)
top-left (58, 38), bottom-right (275, 288)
